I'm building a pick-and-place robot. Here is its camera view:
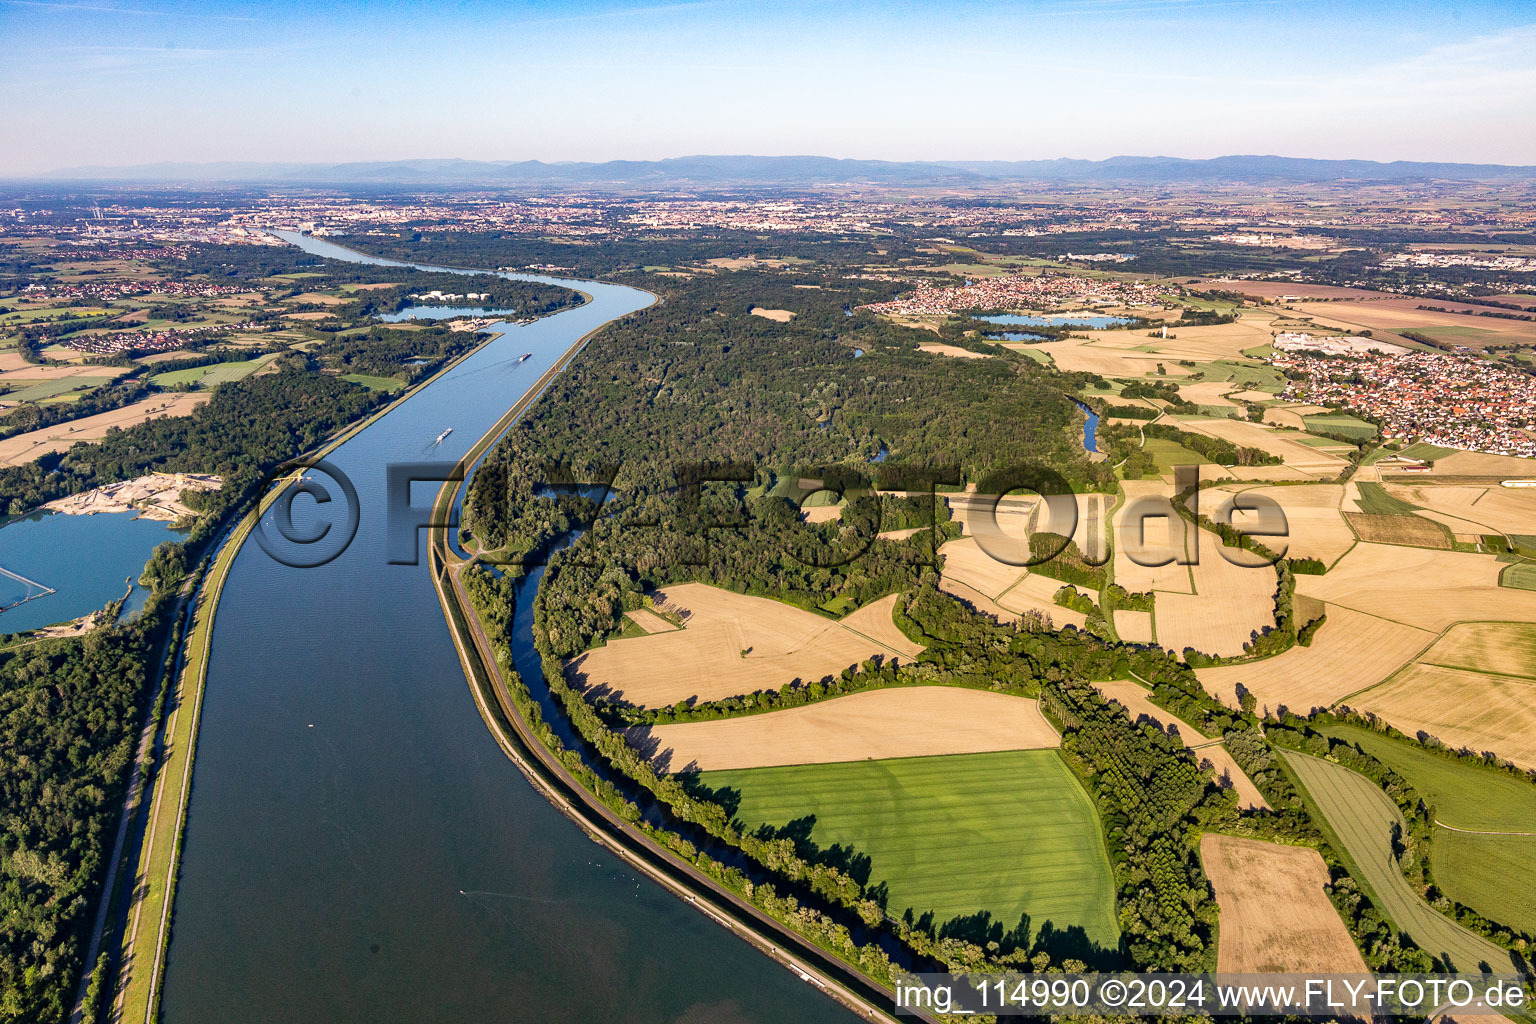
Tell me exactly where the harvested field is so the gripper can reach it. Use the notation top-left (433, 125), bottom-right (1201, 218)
top-left (1199, 746), bottom-right (1271, 810)
top-left (1214, 483), bottom-right (1356, 565)
top-left (1175, 381), bottom-right (1241, 407)
top-left (1342, 512), bottom-right (1450, 548)
top-left (938, 537), bottom-right (1088, 629)
top-left (633, 686), bottom-right (1060, 771)
top-left (1154, 527), bottom-right (1278, 658)
top-left (702, 750), bottom-right (1120, 948)
top-left (624, 608), bottom-right (678, 634)
top-left (799, 503), bottom-right (842, 524)
top-left (1175, 416), bottom-right (1347, 477)
top-left (1204, 835), bottom-right (1363, 976)
top-left (1095, 679), bottom-right (1205, 739)
top-left (840, 594), bottom-right (926, 660)
top-left (917, 343), bottom-right (987, 358)
top-left (1402, 450), bottom-right (1536, 481)
top-left (1385, 484), bottom-right (1536, 537)
top-left (1418, 621), bottom-right (1536, 679)
top-left (1200, 835), bottom-right (1364, 973)
top-left (1296, 544), bottom-right (1536, 632)
top-left (1283, 752), bottom-right (1510, 972)
top-left (1112, 481), bottom-right (1195, 594)
top-left (1198, 605), bottom-right (1433, 712)
top-left (0, 393), bottom-right (208, 467)
top-left (1353, 664), bottom-right (1536, 770)
top-left (567, 584), bottom-right (924, 707)
top-left (749, 307), bottom-right (795, 322)
top-left (1293, 297), bottom-right (1536, 348)
top-left (1113, 609), bottom-right (1153, 643)
top-left (944, 493), bottom-right (1036, 538)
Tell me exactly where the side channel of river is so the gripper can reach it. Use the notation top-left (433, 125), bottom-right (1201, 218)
top-left (159, 234), bottom-right (857, 1023)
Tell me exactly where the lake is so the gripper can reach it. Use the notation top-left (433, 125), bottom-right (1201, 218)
top-left (159, 232), bottom-right (856, 1024)
top-left (378, 304), bottom-right (520, 322)
top-left (0, 510), bottom-right (181, 633)
top-left (979, 313), bottom-right (1134, 329)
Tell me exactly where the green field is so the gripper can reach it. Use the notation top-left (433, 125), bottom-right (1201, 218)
top-left (1140, 437), bottom-right (1216, 474)
top-left (1282, 751), bottom-right (1516, 971)
top-left (1320, 725), bottom-right (1536, 934)
top-left (1302, 414), bottom-right (1378, 441)
top-left (1208, 359), bottom-right (1287, 393)
top-left (342, 373), bottom-right (406, 391)
top-left (1354, 481), bottom-right (1421, 515)
top-left (0, 376), bottom-right (115, 401)
top-left (701, 750), bottom-right (1120, 951)
top-left (1366, 442), bottom-right (1457, 465)
top-left (149, 352), bottom-right (280, 388)
top-left (1501, 562), bottom-right (1536, 591)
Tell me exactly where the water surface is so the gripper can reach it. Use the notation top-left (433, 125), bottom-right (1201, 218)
top-left (979, 313), bottom-right (1133, 329)
top-left (0, 510), bottom-right (178, 632)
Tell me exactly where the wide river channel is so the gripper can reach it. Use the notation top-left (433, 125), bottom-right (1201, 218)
top-left (160, 234), bottom-right (856, 1024)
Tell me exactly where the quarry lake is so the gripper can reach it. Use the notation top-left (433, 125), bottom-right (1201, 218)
top-left (159, 233), bottom-right (856, 1024)
top-left (979, 313), bottom-right (1134, 328)
top-left (0, 510), bottom-right (178, 633)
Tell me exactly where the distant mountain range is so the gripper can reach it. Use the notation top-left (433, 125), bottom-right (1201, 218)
top-left (31, 154), bottom-right (1536, 186)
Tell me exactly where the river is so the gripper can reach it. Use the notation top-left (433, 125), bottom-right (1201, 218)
top-left (159, 234), bottom-right (856, 1024)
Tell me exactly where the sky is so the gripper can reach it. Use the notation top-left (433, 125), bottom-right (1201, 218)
top-left (2, 0), bottom-right (1535, 175)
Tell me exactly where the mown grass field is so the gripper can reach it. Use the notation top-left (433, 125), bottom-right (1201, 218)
top-left (1281, 751), bottom-right (1515, 972)
top-left (1303, 413), bottom-right (1378, 440)
top-left (1320, 724), bottom-right (1536, 934)
top-left (701, 749), bottom-right (1120, 951)
top-left (149, 352), bottom-right (280, 389)
top-left (1141, 437), bottom-right (1216, 474)
top-left (1354, 481), bottom-right (1422, 515)
top-left (1501, 562), bottom-right (1536, 591)
top-left (342, 372), bottom-right (406, 391)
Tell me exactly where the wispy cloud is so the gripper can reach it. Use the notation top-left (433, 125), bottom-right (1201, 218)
top-left (1, 0), bottom-right (259, 20)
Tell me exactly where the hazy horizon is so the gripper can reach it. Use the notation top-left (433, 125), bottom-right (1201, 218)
top-left (4, 0), bottom-right (1535, 177)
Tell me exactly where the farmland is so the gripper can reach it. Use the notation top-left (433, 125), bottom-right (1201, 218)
top-left (148, 352), bottom-right (281, 389)
top-left (701, 750), bottom-right (1120, 951)
top-left (1198, 605), bottom-right (1434, 712)
top-left (1352, 663), bottom-right (1536, 770)
top-left (1342, 512), bottom-right (1451, 549)
top-left (1282, 752), bottom-right (1514, 972)
top-left (1318, 724), bottom-right (1536, 934)
top-left (632, 686), bottom-right (1060, 771)
top-left (1199, 834), bottom-right (1366, 973)
top-left (566, 584), bottom-right (923, 706)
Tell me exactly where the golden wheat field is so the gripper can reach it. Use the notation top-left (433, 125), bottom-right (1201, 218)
top-left (1112, 480), bottom-right (1196, 594)
top-left (0, 393), bottom-right (209, 467)
top-left (1385, 483), bottom-right (1536, 536)
top-left (1175, 416), bottom-right (1348, 477)
top-left (630, 686), bottom-right (1061, 771)
top-left (1113, 609), bottom-right (1154, 642)
top-left (1197, 604), bottom-right (1435, 712)
top-left (1417, 621), bottom-right (1536, 678)
top-left (1154, 528), bottom-right (1278, 658)
top-left (624, 608), bottom-right (678, 634)
top-left (1214, 483), bottom-right (1357, 565)
top-left (568, 585), bottom-right (924, 707)
top-left (1352, 663), bottom-right (1536, 768)
top-left (1296, 544), bottom-right (1536, 632)
top-left (1200, 834), bottom-right (1367, 973)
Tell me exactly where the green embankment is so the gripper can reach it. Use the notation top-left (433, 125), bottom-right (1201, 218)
top-left (1282, 751), bottom-right (1517, 972)
top-left (1320, 724), bottom-right (1536, 934)
top-left (702, 749), bottom-right (1120, 951)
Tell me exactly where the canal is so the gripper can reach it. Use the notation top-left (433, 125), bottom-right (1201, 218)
top-left (159, 234), bottom-right (856, 1024)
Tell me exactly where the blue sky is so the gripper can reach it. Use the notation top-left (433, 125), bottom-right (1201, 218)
top-left (3, 0), bottom-right (1534, 174)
